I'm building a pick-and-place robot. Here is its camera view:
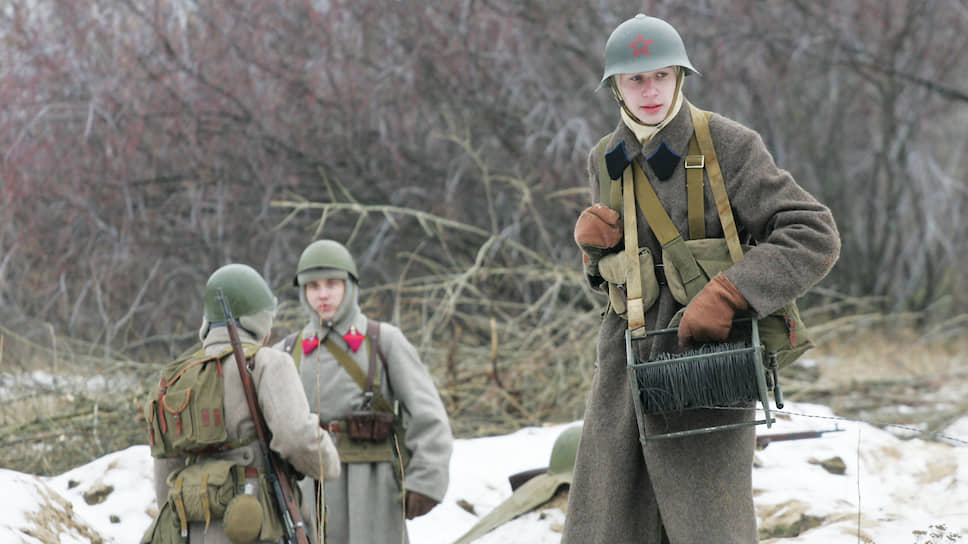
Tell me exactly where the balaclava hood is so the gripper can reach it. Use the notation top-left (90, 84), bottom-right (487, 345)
top-left (612, 67), bottom-right (685, 145)
top-left (298, 268), bottom-right (360, 336)
top-left (198, 308), bottom-right (275, 343)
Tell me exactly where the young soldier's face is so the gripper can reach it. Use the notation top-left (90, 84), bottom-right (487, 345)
top-left (305, 278), bottom-right (346, 322)
top-left (617, 66), bottom-right (677, 125)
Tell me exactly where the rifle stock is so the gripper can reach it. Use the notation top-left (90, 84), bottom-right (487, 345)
top-left (217, 289), bottom-right (310, 544)
top-left (508, 467), bottom-right (549, 492)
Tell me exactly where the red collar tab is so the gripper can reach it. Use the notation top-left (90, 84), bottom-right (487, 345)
top-left (301, 334), bottom-right (320, 355)
top-left (343, 326), bottom-right (365, 353)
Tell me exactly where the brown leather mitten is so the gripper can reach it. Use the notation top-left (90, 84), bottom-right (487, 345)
top-left (574, 204), bottom-right (623, 275)
top-left (678, 274), bottom-right (749, 347)
top-left (405, 491), bottom-right (439, 519)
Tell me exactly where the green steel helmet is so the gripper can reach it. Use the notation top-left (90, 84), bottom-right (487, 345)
top-left (601, 13), bottom-right (699, 84)
top-left (293, 239), bottom-right (359, 287)
top-left (203, 264), bottom-right (277, 322)
top-left (547, 424), bottom-right (582, 475)
top-left (450, 423), bottom-right (584, 544)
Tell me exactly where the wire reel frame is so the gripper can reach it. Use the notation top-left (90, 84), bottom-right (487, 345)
top-left (626, 317), bottom-right (784, 443)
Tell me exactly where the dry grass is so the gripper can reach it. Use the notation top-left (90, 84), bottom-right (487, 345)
top-left (3, 190), bottom-right (965, 474)
top-left (3, 311), bottom-right (966, 476)
top-left (780, 316), bottom-right (968, 443)
top-left (812, 326), bottom-right (968, 384)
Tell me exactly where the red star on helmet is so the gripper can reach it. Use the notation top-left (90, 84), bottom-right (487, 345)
top-left (627, 34), bottom-right (654, 58)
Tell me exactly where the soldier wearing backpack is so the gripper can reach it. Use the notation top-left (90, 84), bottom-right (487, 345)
top-left (142, 264), bottom-right (340, 544)
top-left (275, 239), bottom-right (453, 544)
top-left (564, 14), bottom-right (840, 544)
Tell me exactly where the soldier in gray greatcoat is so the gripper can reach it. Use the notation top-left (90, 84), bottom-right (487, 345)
top-left (275, 239), bottom-right (453, 544)
top-left (565, 14), bottom-right (841, 544)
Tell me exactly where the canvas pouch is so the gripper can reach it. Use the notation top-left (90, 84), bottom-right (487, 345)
top-left (166, 459), bottom-right (242, 523)
top-left (140, 501), bottom-right (186, 544)
top-left (663, 238), bottom-right (813, 368)
top-left (597, 248), bottom-right (660, 317)
top-left (161, 459), bottom-right (293, 543)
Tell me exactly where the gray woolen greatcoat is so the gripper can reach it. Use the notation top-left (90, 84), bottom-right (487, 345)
top-left (151, 326), bottom-right (341, 544)
top-left (273, 292), bottom-right (453, 544)
top-left (561, 104), bottom-right (841, 544)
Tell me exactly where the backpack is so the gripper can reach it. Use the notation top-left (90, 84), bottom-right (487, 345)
top-left (144, 344), bottom-right (261, 458)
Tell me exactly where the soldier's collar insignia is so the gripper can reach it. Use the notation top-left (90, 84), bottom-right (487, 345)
top-left (646, 141), bottom-right (681, 181)
top-left (343, 326), bottom-right (365, 353)
top-left (605, 141), bottom-right (632, 181)
top-left (302, 334), bottom-right (320, 355)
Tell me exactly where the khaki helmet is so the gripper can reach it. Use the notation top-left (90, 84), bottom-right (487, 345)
top-left (547, 424), bottom-right (582, 476)
top-left (293, 239), bottom-right (359, 287)
top-left (601, 13), bottom-right (699, 84)
top-left (203, 264), bottom-right (277, 322)
top-left (451, 424), bottom-right (583, 544)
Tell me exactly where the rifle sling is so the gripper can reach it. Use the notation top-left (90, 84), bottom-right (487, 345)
top-left (220, 323), bottom-right (309, 544)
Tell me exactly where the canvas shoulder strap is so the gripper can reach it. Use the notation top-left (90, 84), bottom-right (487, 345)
top-left (366, 319), bottom-right (391, 393)
top-left (685, 135), bottom-right (705, 240)
top-left (621, 166), bottom-right (646, 338)
top-left (597, 129), bottom-right (705, 239)
top-left (599, 106), bottom-right (744, 315)
top-left (688, 103), bottom-right (744, 263)
top-left (323, 323), bottom-right (393, 412)
top-left (630, 162), bottom-right (708, 304)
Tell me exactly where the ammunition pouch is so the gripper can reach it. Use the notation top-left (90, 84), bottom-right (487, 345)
top-left (345, 410), bottom-right (394, 441)
top-left (663, 238), bottom-right (813, 368)
top-left (598, 248), bottom-right (660, 317)
top-left (333, 405), bottom-right (413, 490)
top-left (319, 319), bottom-right (415, 488)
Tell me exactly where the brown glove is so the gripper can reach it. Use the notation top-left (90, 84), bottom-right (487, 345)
top-left (574, 204), bottom-right (623, 274)
top-left (678, 274), bottom-right (748, 347)
top-left (405, 491), bottom-right (438, 519)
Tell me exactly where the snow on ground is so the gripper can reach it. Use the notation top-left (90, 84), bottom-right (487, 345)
top-left (1, 403), bottom-right (966, 544)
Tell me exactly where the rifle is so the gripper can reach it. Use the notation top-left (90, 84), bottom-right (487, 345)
top-left (217, 289), bottom-right (310, 544)
top-left (756, 426), bottom-right (844, 449)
